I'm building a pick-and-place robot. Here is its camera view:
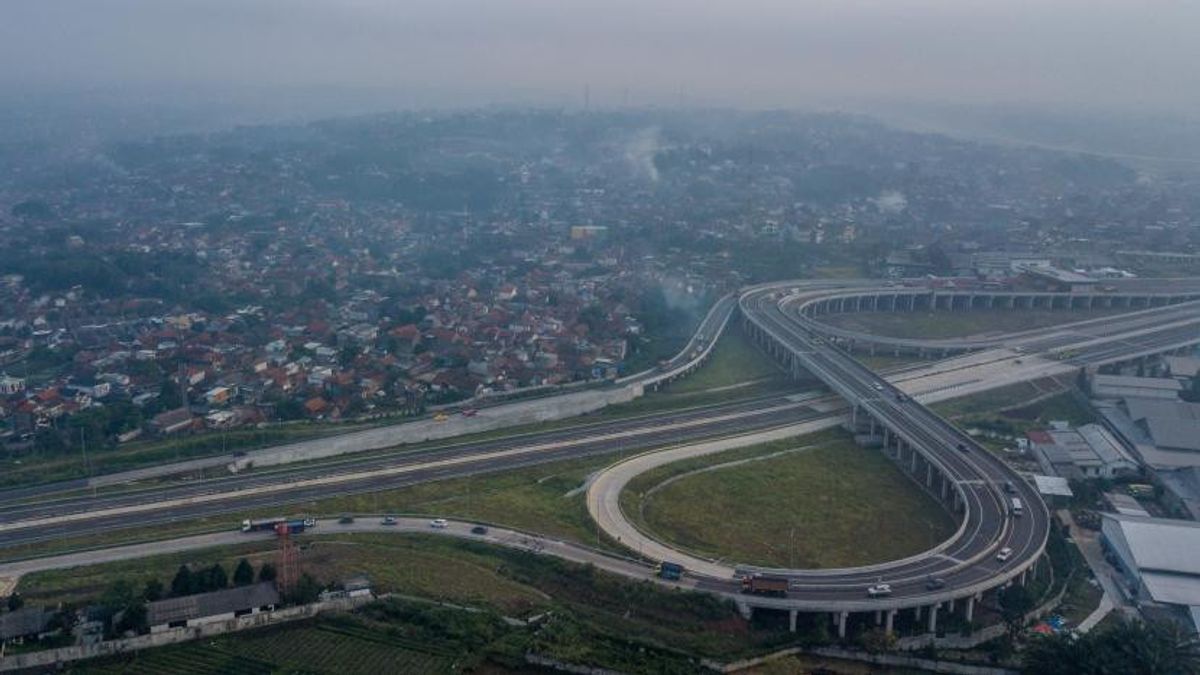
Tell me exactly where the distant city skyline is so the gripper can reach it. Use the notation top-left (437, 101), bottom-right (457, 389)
top-left (2, 1), bottom-right (1199, 115)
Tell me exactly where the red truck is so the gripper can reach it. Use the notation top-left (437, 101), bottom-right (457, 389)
top-left (741, 574), bottom-right (789, 596)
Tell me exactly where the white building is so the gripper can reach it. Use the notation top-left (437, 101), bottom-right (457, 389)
top-left (1102, 513), bottom-right (1200, 635)
top-left (1092, 374), bottom-right (1183, 401)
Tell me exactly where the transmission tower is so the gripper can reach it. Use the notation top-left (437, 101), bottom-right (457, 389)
top-left (275, 522), bottom-right (299, 594)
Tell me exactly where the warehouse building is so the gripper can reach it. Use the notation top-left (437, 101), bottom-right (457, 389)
top-left (1101, 513), bottom-right (1200, 635)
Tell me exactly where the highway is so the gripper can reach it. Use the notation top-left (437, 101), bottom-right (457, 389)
top-left (589, 280), bottom-right (1197, 616)
top-left (3, 277), bottom-right (1198, 626)
top-left (584, 286), bottom-right (1053, 615)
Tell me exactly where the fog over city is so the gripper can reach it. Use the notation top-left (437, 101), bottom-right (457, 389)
top-left (2, 0), bottom-right (1198, 113)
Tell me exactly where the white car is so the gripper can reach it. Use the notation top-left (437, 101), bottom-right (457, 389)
top-left (996, 547), bottom-right (1014, 562)
top-left (866, 583), bottom-right (892, 597)
top-left (872, 382), bottom-right (884, 391)
top-left (429, 518), bottom-right (449, 529)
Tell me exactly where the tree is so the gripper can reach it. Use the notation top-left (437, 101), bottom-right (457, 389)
top-left (1023, 617), bottom-right (1200, 675)
top-left (998, 585), bottom-right (1033, 644)
top-left (6, 591), bottom-right (23, 611)
top-left (233, 558), bottom-right (255, 586)
top-left (114, 602), bottom-right (148, 636)
top-left (170, 565), bottom-right (193, 597)
top-left (203, 563), bottom-right (228, 592)
top-left (286, 573), bottom-right (323, 605)
top-left (258, 562), bottom-right (277, 583)
top-left (142, 579), bottom-right (164, 602)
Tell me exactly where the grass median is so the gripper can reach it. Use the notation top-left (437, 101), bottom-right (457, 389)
top-left (622, 430), bottom-right (957, 569)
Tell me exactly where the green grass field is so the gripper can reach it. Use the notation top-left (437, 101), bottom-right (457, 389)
top-left (665, 329), bottom-right (789, 395)
top-left (626, 432), bottom-right (957, 569)
top-left (822, 308), bottom-right (1128, 341)
top-left (57, 537), bottom-right (798, 674)
top-left (20, 534), bottom-right (551, 616)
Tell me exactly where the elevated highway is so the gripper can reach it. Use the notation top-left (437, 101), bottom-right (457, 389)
top-left (588, 278), bottom-right (1200, 636)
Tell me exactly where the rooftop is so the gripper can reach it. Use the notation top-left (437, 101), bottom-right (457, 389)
top-left (147, 582), bottom-right (280, 626)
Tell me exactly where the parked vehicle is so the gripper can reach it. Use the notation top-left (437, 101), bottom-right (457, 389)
top-left (741, 574), bottom-right (789, 596)
top-left (657, 561), bottom-right (684, 581)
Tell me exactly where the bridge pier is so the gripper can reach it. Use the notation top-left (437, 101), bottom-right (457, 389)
top-left (885, 609), bottom-right (896, 635)
top-left (928, 603), bottom-right (939, 633)
top-left (789, 609), bottom-right (797, 633)
top-left (838, 611), bottom-right (848, 639)
top-left (875, 610), bottom-right (882, 626)
top-left (966, 596), bottom-right (975, 622)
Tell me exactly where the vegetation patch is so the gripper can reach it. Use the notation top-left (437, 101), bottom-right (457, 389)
top-left (626, 432), bottom-right (957, 568)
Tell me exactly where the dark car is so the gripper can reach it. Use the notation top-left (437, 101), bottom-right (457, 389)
top-left (925, 576), bottom-right (946, 590)
top-left (338, 515), bottom-right (355, 524)
top-left (471, 525), bottom-right (488, 535)
top-left (956, 443), bottom-right (969, 453)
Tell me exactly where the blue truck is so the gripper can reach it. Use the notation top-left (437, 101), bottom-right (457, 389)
top-left (241, 517), bottom-right (316, 534)
top-left (657, 561), bottom-right (684, 581)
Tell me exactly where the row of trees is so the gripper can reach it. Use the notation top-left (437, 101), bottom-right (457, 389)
top-left (1023, 618), bottom-right (1200, 674)
top-left (170, 558), bottom-right (273, 598)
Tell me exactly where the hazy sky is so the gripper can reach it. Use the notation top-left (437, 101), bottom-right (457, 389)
top-left (2, 0), bottom-right (1199, 113)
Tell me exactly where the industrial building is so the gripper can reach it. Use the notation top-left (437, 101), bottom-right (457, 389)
top-left (1102, 513), bottom-right (1200, 635)
top-left (1026, 423), bottom-right (1138, 480)
top-left (146, 582), bottom-right (280, 634)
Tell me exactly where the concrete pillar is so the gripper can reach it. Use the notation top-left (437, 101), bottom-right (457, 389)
top-left (789, 609), bottom-right (798, 633)
top-left (926, 462), bottom-right (933, 487)
top-left (1020, 569), bottom-right (1028, 586)
top-left (838, 611), bottom-right (848, 639)
top-left (914, 605), bottom-right (922, 621)
top-left (910, 449), bottom-right (918, 472)
top-left (948, 597), bottom-right (955, 613)
top-left (966, 596), bottom-right (975, 622)
top-left (941, 475), bottom-right (948, 499)
top-left (875, 610), bottom-right (882, 626)
top-left (885, 610), bottom-right (896, 635)
top-left (928, 604), bottom-right (939, 634)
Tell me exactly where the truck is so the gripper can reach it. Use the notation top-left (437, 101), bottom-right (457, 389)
top-left (657, 561), bottom-right (684, 581)
top-left (241, 517), bottom-right (315, 534)
top-left (741, 574), bottom-right (789, 596)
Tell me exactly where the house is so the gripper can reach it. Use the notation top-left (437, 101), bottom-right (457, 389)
top-left (1165, 356), bottom-right (1200, 382)
top-left (0, 374), bottom-right (25, 396)
top-left (146, 582), bottom-right (280, 634)
top-left (150, 407), bottom-right (196, 435)
top-left (0, 607), bottom-right (55, 644)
